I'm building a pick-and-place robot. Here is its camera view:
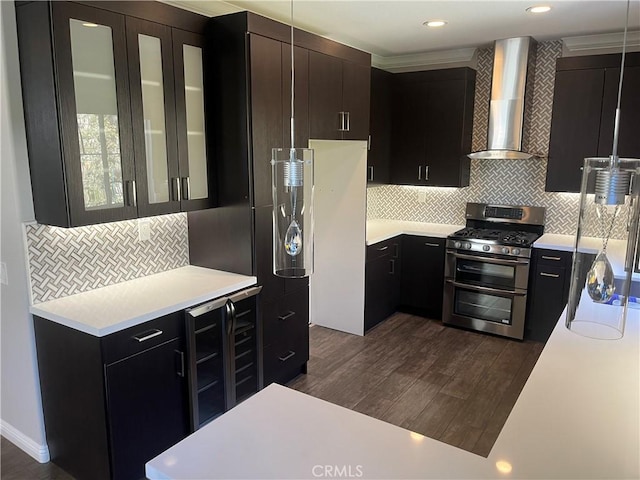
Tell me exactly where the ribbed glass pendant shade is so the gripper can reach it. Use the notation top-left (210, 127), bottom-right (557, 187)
top-left (272, 147), bottom-right (314, 278)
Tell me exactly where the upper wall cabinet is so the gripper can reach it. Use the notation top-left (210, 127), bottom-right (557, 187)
top-left (308, 51), bottom-right (371, 141)
top-left (368, 67), bottom-right (393, 184)
top-left (389, 68), bottom-right (475, 187)
top-left (15, 1), bottom-right (213, 227)
top-left (546, 52), bottom-right (640, 193)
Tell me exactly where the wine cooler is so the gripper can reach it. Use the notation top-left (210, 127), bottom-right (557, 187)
top-left (185, 286), bottom-right (262, 430)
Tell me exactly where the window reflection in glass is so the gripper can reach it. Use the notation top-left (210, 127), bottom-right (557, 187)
top-left (70, 19), bottom-right (124, 210)
top-left (183, 44), bottom-right (208, 200)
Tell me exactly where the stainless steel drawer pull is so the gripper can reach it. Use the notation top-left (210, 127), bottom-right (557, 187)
top-left (377, 246), bottom-right (389, 251)
top-left (424, 242), bottom-right (440, 247)
top-left (132, 329), bottom-right (163, 343)
top-left (278, 311), bottom-right (296, 321)
top-left (540, 272), bottom-right (560, 278)
top-left (418, 166), bottom-right (422, 180)
top-left (541, 256), bottom-right (562, 261)
top-left (278, 351), bottom-right (296, 362)
top-left (368, 166), bottom-right (374, 181)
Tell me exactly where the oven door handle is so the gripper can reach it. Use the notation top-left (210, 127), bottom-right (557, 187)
top-left (445, 279), bottom-right (527, 296)
top-left (450, 251), bottom-right (529, 266)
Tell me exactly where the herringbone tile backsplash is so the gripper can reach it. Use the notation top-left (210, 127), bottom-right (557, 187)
top-left (25, 213), bottom-right (189, 303)
top-left (368, 40), bottom-right (630, 241)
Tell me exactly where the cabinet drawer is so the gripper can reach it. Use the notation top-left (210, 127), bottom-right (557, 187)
top-left (263, 290), bottom-right (309, 349)
top-left (535, 248), bottom-right (572, 267)
top-left (366, 237), bottom-right (400, 262)
top-left (102, 311), bottom-right (183, 364)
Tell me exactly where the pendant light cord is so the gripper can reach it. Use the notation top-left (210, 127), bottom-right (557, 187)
top-left (611, 0), bottom-right (630, 161)
top-left (290, 0), bottom-right (295, 151)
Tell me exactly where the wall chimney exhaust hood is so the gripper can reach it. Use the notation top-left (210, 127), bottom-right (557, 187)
top-left (469, 37), bottom-right (539, 160)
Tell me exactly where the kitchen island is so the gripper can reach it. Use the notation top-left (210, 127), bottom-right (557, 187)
top-left (146, 293), bottom-right (639, 479)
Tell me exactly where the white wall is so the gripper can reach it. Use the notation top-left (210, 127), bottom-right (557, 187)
top-left (0, 0), bottom-right (49, 462)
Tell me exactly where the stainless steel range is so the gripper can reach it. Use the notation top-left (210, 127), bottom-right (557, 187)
top-left (443, 203), bottom-right (545, 340)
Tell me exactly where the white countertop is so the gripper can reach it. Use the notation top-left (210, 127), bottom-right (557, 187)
top-left (535, 233), bottom-right (640, 282)
top-left (30, 266), bottom-right (257, 336)
top-left (366, 219), bottom-right (463, 245)
top-left (146, 297), bottom-right (639, 479)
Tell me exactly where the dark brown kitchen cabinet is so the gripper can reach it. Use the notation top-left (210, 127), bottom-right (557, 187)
top-left (15, 1), bottom-right (213, 227)
top-left (263, 289), bottom-right (310, 386)
top-left (33, 313), bottom-right (189, 480)
top-left (368, 67), bottom-right (392, 184)
top-left (525, 248), bottom-right (595, 342)
top-left (309, 50), bottom-right (371, 141)
top-left (390, 68), bottom-right (475, 187)
top-left (365, 237), bottom-right (401, 332)
top-left (546, 53), bottom-right (640, 193)
top-left (400, 235), bottom-right (446, 319)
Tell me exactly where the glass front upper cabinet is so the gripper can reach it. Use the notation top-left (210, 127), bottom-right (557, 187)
top-left (54, 3), bottom-right (137, 225)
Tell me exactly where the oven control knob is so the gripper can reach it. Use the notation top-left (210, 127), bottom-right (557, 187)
top-left (454, 241), bottom-right (461, 249)
top-left (483, 245), bottom-right (490, 252)
top-left (512, 248), bottom-right (521, 256)
top-left (502, 247), bottom-right (510, 254)
top-left (464, 242), bottom-right (472, 250)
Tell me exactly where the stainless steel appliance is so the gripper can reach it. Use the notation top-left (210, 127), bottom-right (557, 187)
top-left (185, 285), bottom-right (263, 431)
top-left (443, 203), bottom-right (545, 339)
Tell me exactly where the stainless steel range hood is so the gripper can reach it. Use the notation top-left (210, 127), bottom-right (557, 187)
top-left (469, 37), bottom-right (538, 160)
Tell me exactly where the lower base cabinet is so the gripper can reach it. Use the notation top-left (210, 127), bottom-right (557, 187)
top-left (34, 312), bottom-right (189, 480)
top-left (400, 235), bottom-right (446, 319)
top-left (525, 248), bottom-right (595, 342)
top-left (263, 287), bottom-right (310, 385)
top-left (365, 238), bottom-right (401, 332)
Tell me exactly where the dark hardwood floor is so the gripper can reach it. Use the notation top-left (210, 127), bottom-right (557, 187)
top-left (288, 312), bottom-right (544, 457)
top-left (1, 437), bottom-right (74, 480)
top-left (1, 313), bottom-right (543, 479)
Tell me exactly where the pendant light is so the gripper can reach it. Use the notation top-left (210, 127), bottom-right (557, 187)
top-left (271, 0), bottom-right (314, 278)
top-left (566, 0), bottom-right (640, 340)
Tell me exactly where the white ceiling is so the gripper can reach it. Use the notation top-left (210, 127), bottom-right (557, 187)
top-left (170, 0), bottom-right (640, 57)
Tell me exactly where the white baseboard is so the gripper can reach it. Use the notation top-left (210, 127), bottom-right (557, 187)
top-left (0, 419), bottom-right (49, 463)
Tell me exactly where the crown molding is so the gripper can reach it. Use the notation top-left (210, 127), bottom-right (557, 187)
top-left (563, 31), bottom-right (640, 52)
top-left (160, 0), bottom-right (242, 17)
top-left (372, 48), bottom-right (477, 73)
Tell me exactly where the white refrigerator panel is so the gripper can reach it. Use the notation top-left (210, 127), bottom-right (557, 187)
top-left (309, 140), bottom-right (367, 336)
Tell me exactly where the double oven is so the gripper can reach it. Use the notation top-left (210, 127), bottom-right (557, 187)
top-left (442, 203), bottom-right (545, 340)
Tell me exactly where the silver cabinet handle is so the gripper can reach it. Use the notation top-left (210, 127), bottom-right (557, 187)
top-left (278, 311), bottom-right (296, 321)
top-left (175, 350), bottom-right (185, 377)
top-left (389, 259), bottom-right (395, 275)
top-left (425, 165), bottom-right (429, 180)
top-left (541, 256), bottom-right (562, 261)
top-left (540, 272), bottom-right (560, 278)
top-left (172, 177), bottom-right (181, 202)
top-left (377, 246), bottom-right (388, 251)
top-left (418, 166), bottom-right (422, 180)
top-left (181, 177), bottom-right (190, 200)
top-left (132, 329), bottom-right (162, 342)
top-left (278, 351), bottom-right (296, 362)
top-left (367, 135), bottom-right (371, 150)
top-left (368, 166), bottom-right (374, 182)
top-left (125, 180), bottom-right (137, 207)
top-left (345, 111), bottom-right (350, 132)
top-left (338, 112), bottom-right (347, 132)
top-left (424, 242), bottom-right (440, 247)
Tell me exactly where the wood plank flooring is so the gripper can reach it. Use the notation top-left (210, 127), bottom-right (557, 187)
top-left (1, 313), bottom-right (544, 479)
top-left (288, 312), bottom-right (544, 457)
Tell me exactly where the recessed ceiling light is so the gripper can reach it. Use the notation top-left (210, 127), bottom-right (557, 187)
top-left (424, 20), bottom-right (447, 28)
top-left (82, 22), bottom-right (99, 27)
top-left (526, 5), bottom-right (551, 13)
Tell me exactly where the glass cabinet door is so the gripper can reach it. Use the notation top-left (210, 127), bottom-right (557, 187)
top-left (126, 18), bottom-right (179, 217)
top-left (173, 30), bottom-right (213, 210)
top-left (53, 3), bottom-right (136, 225)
